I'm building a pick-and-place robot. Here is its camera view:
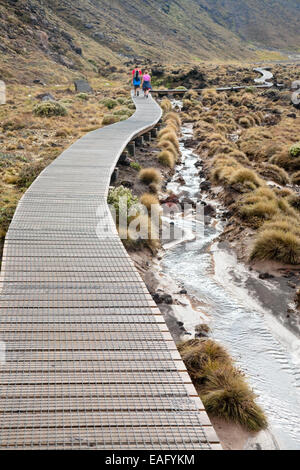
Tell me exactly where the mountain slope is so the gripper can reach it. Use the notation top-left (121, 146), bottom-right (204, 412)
top-left (0, 0), bottom-right (299, 84)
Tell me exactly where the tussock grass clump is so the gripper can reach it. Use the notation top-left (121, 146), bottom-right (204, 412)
top-left (17, 159), bottom-right (50, 188)
top-left (158, 150), bottom-right (175, 168)
top-left (178, 339), bottom-right (267, 431)
top-left (158, 139), bottom-right (178, 157)
top-left (211, 156), bottom-right (240, 184)
top-left (102, 114), bottom-right (117, 126)
top-left (160, 98), bottom-right (172, 113)
top-left (2, 118), bottom-right (26, 131)
top-left (240, 200), bottom-right (278, 221)
top-left (228, 150), bottom-right (250, 165)
top-left (139, 168), bottom-right (161, 185)
top-left (113, 107), bottom-right (132, 117)
top-left (119, 219), bottom-right (160, 252)
top-left (229, 168), bottom-right (262, 189)
top-left (33, 101), bottom-right (67, 117)
top-left (140, 193), bottom-right (161, 222)
top-left (159, 131), bottom-right (180, 151)
top-left (250, 229), bottom-right (300, 264)
top-left (140, 193), bottom-right (160, 211)
top-left (239, 117), bottom-right (252, 129)
top-left (292, 171), bottom-right (300, 185)
top-left (55, 127), bottom-right (71, 137)
top-left (202, 369), bottom-right (268, 432)
top-left (258, 163), bottom-right (290, 185)
top-left (164, 111), bottom-right (181, 129)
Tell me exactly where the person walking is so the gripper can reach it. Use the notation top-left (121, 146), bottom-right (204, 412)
top-left (132, 67), bottom-right (142, 96)
top-left (142, 71), bottom-right (152, 98)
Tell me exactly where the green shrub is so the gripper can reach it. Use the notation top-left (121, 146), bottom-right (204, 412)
top-left (130, 161), bottom-right (141, 171)
top-left (101, 98), bottom-right (118, 109)
top-left (107, 186), bottom-right (139, 224)
top-left (113, 107), bottom-right (132, 117)
top-left (33, 101), bottom-right (67, 117)
top-left (76, 93), bottom-right (89, 101)
top-left (290, 143), bottom-right (300, 158)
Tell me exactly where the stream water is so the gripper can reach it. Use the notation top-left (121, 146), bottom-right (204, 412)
top-left (161, 124), bottom-right (300, 450)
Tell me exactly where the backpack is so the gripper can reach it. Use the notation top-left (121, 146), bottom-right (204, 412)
top-left (135, 70), bottom-right (140, 80)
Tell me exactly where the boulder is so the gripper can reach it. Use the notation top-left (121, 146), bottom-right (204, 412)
top-left (203, 204), bottom-right (216, 217)
top-left (74, 79), bottom-right (93, 93)
top-left (259, 273), bottom-right (274, 280)
top-left (200, 181), bottom-right (211, 191)
top-left (152, 292), bottom-right (173, 305)
top-left (36, 93), bottom-right (55, 102)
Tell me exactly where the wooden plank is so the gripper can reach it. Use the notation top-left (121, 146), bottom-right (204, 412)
top-left (0, 93), bottom-right (221, 450)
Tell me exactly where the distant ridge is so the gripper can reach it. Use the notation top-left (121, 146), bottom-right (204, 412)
top-left (0, 0), bottom-right (299, 82)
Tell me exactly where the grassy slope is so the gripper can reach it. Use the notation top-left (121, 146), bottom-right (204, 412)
top-left (1, 0), bottom-right (299, 86)
top-left (49, 0), bottom-right (299, 60)
top-left (196, 0), bottom-right (300, 51)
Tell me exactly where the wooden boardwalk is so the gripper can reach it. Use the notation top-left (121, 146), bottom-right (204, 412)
top-left (0, 94), bottom-right (221, 450)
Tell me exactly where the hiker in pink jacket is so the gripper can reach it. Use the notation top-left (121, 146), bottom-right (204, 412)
top-left (142, 72), bottom-right (152, 98)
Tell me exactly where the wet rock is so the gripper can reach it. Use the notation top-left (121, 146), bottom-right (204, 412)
top-left (73, 46), bottom-right (82, 55)
top-left (175, 175), bottom-right (185, 185)
top-left (184, 138), bottom-right (197, 148)
top-left (33, 79), bottom-right (45, 85)
top-left (179, 289), bottom-right (187, 294)
top-left (120, 180), bottom-right (133, 188)
top-left (203, 204), bottom-right (216, 217)
top-left (160, 193), bottom-right (180, 205)
top-left (259, 272), bottom-right (275, 280)
top-left (194, 161), bottom-right (202, 168)
top-left (283, 271), bottom-right (296, 278)
top-left (152, 291), bottom-right (173, 305)
top-left (200, 181), bottom-right (211, 191)
top-left (287, 281), bottom-right (296, 289)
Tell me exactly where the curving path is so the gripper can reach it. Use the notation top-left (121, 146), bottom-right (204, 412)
top-left (253, 67), bottom-right (274, 87)
top-left (0, 94), bottom-right (220, 449)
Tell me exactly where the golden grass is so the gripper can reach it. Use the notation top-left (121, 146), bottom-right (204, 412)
top-left (250, 229), bottom-right (300, 264)
top-left (229, 168), bottom-right (262, 188)
top-left (160, 98), bottom-right (172, 113)
top-left (139, 168), bottom-right (162, 185)
top-left (102, 114), bottom-right (117, 125)
top-left (158, 150), bottom-right (175, 168)
top-left (140, 193), bottom-right (159, 210)
top-left (178, 339), bottom-right (267, 431)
